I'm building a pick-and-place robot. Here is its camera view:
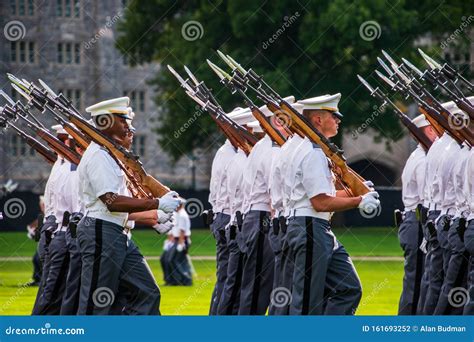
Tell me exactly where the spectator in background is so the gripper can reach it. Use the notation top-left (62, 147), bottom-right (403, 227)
top-left (160, 200), bottom-right (193, 286)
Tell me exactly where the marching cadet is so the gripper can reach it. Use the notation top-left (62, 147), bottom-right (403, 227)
top-left (397, 114), bottom-right (438, 315)
top-left (238, 109), bottom-right (277, 315)
top-left (208, 108), bottom-right (239, 315)
top-left (216, 108), bottom-right (253, 315)
top-left (76, 97), bottom-right (180, 315)
top-left (267, 102), bottom-right (303, 315)
top-left (33, 124), bottom-right (76, 315)
top-left (421, 102), bottom-right (462, 315)
top-left (285, 94), bottom-right (379, 315)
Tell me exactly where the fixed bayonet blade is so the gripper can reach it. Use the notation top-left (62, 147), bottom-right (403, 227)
top-left (418, 48), bottom-right (442, 69)
top-left (216, 50), bottom-right (235, 70)
top-left (392, 66), bottom-right (411, 84)
top-left (375, 70), bottom-right (396, 88)
top-left (0, 90), bottom-right (16, 106)
top-left (38, 79), bottom-right (58, 97)
top-left (7, 73), bottom-right (29, 92)
top-left (183, 65), bottom-right (200, 86)
top-left (381, 50), bottom-right (399, 68)
top-left (377, 57), bottom-right (394, 76)
top-left (167, 65), bottom-right (194, 92)
top-left (207, 59), bottom-right (232, 81)
top-left (226, 54), bottom-right (247, 74)
top-left (11, 84), bottom-right (32, 101)
top-left (401, 58), bottom-right (424, 77)
top-left (357, 75), bottom-right (376, 93)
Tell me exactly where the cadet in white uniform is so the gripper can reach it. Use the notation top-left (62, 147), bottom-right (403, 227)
top-left (463, 145), bottom-right (474, 314)
top-left (76, 97), bottom-right (179, 315)
top-left (238, 115), bottom-right (276, 315)
top-left (208, 107), bottom-right (241, 315)
top-left (397, 115), bottom-right (438, 315)
top-left (33, 124), bottom-right (76, 315)
top-left (286, 94), bottom-right (379, 315)
top-left (422, 102), bottom-right (463, 315)
top-left (216, 109), bottom-right (253, 315)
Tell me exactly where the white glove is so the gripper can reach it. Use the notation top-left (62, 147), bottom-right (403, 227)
top-left (358, 191), bottom-right (380, 213)
top-left (157, 209), bottom-right (173, 223)
top-left (158, 191), bottom-right (180, 213)
top-left (153, 220), bottom-right (174, 234)
top-left (363, 180), bottom-right (375, 191)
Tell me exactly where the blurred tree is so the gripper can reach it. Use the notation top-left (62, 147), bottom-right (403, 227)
top-left (116, 0), bottom-right (472, 160)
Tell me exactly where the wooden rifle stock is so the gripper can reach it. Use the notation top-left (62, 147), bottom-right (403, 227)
top-left (10, 124), bottom-right (57, 164)
top-left (249, 105), bottom-right (286, 146)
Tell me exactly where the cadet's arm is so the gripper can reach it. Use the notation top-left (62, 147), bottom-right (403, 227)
top-left (310, 193), bottom-right (361, 212)
top-left (128, 210), bottom-right (158, 226)
top-left (99, 193), bottom-right (158, 213)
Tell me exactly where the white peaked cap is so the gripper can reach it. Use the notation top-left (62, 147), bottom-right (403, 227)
top-left (412, 114), bottom-right (430, 128)
top-left (247, 120), bottom-right (263, 133)
top-left (51, 124), bottom-right (67, 135)
top-left (86, 97), bottom-right (132, 119)
top-left (297, 93), bottom-right (343, 118)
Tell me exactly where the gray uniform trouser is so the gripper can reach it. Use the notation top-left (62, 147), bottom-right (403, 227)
top-left (32, 215), bottom-right (57, 314)
top-left (434, 217), bottom-right (469, 315)
top-left (287, 216), bottom-right (362, 315)
top-left (33, 230), bottom-right (70, 315)
top-left (463, 220), bottom-right (474, 314)
top-left (217, 224), bottom-right (244, 315)
top-left (417, 210), bottom-right (440, 314)
top-left (238, 210), bottom-right (274, 315)
top-left (209, 212), bottom-right (230, 315)
top-left (60, 229), bottom-right (82, 315)
top-left (77, 217), bottom-right (160, 315)
top-left (166, 242), bottom-right (193, 286)
top-left (423, 213), bottom-right (449, 314)
top-left (398, 211), bottom-right (424, 315)
top-left (267, 219), bottom-right (282, 315)
top-left (272, 220), bottom-right (294, 315)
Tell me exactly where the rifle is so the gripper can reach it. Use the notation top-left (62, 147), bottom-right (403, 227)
top-left (0, 114), bottom-right (57, 164)
top-left (5, 86), bottom-right (91, 150)
top-left (1, 104), bottom-right (81, 165)
top-left (207, 58), bottom-right (287, 146)
top-left (167, 65), bottom-right (257, 155)
top-left (405, 53), bottom-right (474, 120)
top-left (214, 52), bottom-right (370, 197)
top-left (357, 75), bottom-right (432, 152)
top-left (7, 74), bottom-right (170, 198)
top-left (379, 52), bottom-right (473, 146)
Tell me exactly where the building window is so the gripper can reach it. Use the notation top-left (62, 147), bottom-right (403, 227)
top-left (11, 135), bottom-right (34, 157)
top-left (11, 0), bottom-right (35, 16)
top-left (132, 135), bottom-right (146, 157)
top-left (58, 89), bottom-right (82, 111)
top-left (10, 41), bottom-right (35, 64)
top-left (122, 90), bottom-right (146, 112)
top-left (56, 0), bottom-right (81, 18)
top-left (57, 42), bottom-right (81, 64)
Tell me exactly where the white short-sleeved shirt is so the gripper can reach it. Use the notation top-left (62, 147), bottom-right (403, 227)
top-left (171, 208), bottom-right (191, 238)
top-left (401, 145), bottom-right (427, 211)
top-left (287, 138), bottom-right (336, 220)
top-left (466, 149), bottom-right (474, 221)
top-left (43, 157), bottom-right (65, 218)
top-left (424, 133), bottom-right (451, 209)
top-left (452, 145), bottom-right (471, 216)
top-left (78, 142), bottom-right (129, 226)
top-left (241, 135), bottom-right (276, 213)
top-left (269, 146), bottom-right (283, 215)
top-left (227, 149), bottom-right (248, 223)
top-left (209, 140), bottom-right (236, 213)
top-left (281, 135), bottom-right (305, 216)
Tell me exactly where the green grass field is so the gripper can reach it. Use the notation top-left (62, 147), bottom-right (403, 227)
top-left (0, 227), bottom-right (404, 315)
